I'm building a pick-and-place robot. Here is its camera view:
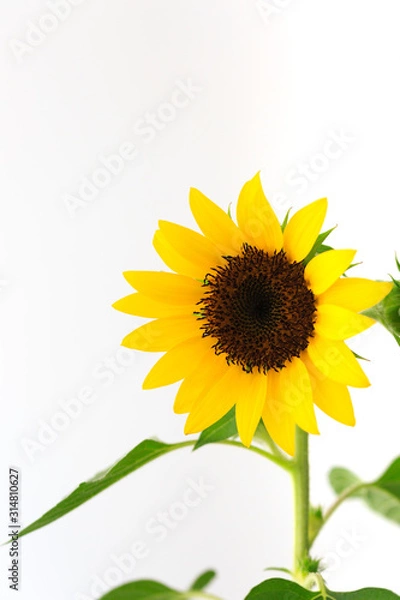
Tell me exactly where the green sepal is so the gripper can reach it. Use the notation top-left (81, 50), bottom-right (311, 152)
top-left (245, 578), bottom-right (400, 599)
top-left (281, 208), bottom-right (292, 232)
top-left (303, 226), bottom-right (336, 265)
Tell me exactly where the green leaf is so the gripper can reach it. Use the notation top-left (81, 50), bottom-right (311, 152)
top-left (194, 407), bottom-right (237, 449)
top-left (245, 578), bottom-right (400, 599)
top-left (377, 457), bottom-right (400, 496)
top-left (329, 459), bottom-right (400, 526)
top-left (98, 571), bottom-right (218, 600)
top-left (189, 570), bottom-right (216, 591)
top-left (18, 439), bottom-right (191, 539)
top-left (99, 580), bottom-right (179, 600)
top-left (329, 467), bottom-right (362, 495)
top-left (303, 226), bottom-right (336, 266)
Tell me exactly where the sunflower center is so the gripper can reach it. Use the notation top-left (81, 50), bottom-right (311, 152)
top-left (197, 245), bottom-right (317, 373)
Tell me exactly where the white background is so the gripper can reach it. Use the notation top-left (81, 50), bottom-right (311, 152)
top-left (1, 1), bottom-right (400, 599)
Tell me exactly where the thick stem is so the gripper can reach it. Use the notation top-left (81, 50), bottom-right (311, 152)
top-left (292, 427), bottom-right (310, 577)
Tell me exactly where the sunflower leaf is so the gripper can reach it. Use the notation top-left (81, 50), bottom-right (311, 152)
top-left (245, 578), bottom-right (400, 599)
top-left (98, 570), bottom-right (218, 600)
top-left (194, 407), bottom-right (237, 449)
top-left (329, 459), bottom-right (400, 526)
top-left (99, 580), bottom-right (179, 600)
top-left (16, 439), bottom-right (191, 540)
top-left (189, 570), bottom-right (217, 590)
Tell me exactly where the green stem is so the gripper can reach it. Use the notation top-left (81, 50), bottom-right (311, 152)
top-left (173, 439), bottom-right (291, 470)
top-left (292, 427), bottom-right (310, 578)
top-left (220, 439), bottom-right (293, 471)
top-left (313, 573), bottom-right (335, 600)
top-left (309, 481), bottom-right (369, 547)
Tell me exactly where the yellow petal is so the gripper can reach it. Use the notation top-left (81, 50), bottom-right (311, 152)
top-left (236, 172), bottom-right (283, 253)
top-left (159, 220), bottom-right (224, 279)
top-left (143, 336), bottom-right (211, 389)
top-left (262, 369), bottom-right (296, 456)
top-left (315, 304), bottom-right (375, 340)
top-left (113, 293), bottom-right (194, 318)
top-left (189, 187), bottom-right (246, 254)
top-left (275, 358), bottom-right (319, 435)
top-left (305, 249), bottom-right (356, 295)
top-left (318, 278), bottom-right (393, 312)
top-left (283, 198), bottom-right (328, 262)
top-left (307, 334), bottom-right (370, 388)
top-left (303, 354), bottom-right (355, 426)
top-left (123, 271), bottom-right (202, 305)
top-left (184, 364), bottom-right (249, 434)
top-left (235, 371), bottom-right (268, 447)
top-left (153, 229), bottom-right (207, 280)
top-left (174, 350), bottom-right (228, 414)
top-left (122, 316), bottom-right (201, 352)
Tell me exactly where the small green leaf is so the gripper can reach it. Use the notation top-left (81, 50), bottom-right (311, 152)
top-left (189, 570), bottom-right (216, 591)
top-left (18, 439), bottom-right (191, 539)
top-left (194, 407), bottom-right (237, 449)
top-left (329, 467), bottom-right (362, 495)
top-left (303, 226), bottom-right (336, 265)
top-left (329, 459), bottom-right (400, 526)
top-left (245, 578), bottom-right (400, 599)
top-left (99, 580), bottom-right (179, 600)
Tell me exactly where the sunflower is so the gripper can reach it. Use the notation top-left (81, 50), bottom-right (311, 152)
top-left (113, 173), bottom-right (392, 455)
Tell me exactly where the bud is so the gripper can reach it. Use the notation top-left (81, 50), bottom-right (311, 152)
top-left (308, 505), bottom-right (324, 543)
top-left (363, 256), bottom-right (400, 346)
